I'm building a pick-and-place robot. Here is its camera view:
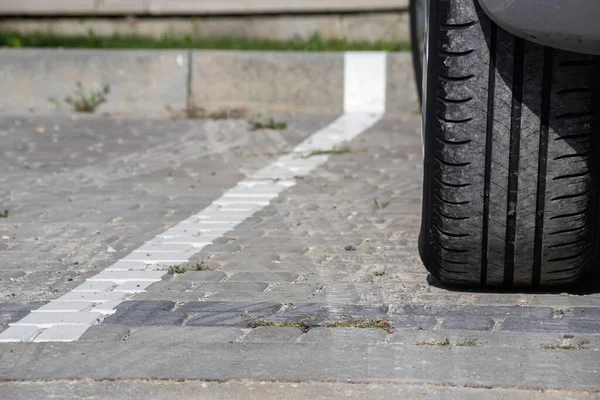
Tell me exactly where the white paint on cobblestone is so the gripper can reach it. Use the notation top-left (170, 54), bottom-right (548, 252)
top-left (12, 312), bottom-right (103, 328)
top-left (33, 324), bottom-right (92, 342)
top-left (0, 326), bottom-right (43, 342)
top-left (72, 281), bottom-right (117, 292)
top-left (0, 51), bottom-right (387, 342)
top-left (32, 301), bottom-right (94, 313)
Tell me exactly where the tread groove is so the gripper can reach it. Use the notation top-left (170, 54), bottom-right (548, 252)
top-left (440, 21), bottom-right (478, 30)
top-left (532, 46), bottom-right (552, 288)
top-left (435, 136), bottom-right (472, 145)
top-left (439, 74), bottom-right (475, 82)
top-left (481, 22), bottom-right (497, 287)
top-left (440, 49), bottom-right (476, 57)
top-left (437, 96), bottom-right (474, 104)
top-left (503, 37), bottom-right (525, 286)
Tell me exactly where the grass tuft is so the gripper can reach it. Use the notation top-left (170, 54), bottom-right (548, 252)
top-left (325, 317), bottom-right (395, 333)
top-left (248, 117), bottom-right (287, 131)
top-left (455, 338), bottom-right (478, 347)
top-left (166, 261), bottom-right (209, 275)
top-left (374, 198), bottom-right (391, 210)
top-left (0, 31), bottom-right (410, 52)
top-left (49, 81), bottom-right (110, 113)
top-left (302, 146), bottom-right (351, 158)
top-left (243, 312), bottom-right (314, 333)
top-left (415, 338), bottom-right (451, 346)
top-left (0, 210), bottom-right (8, 218)
top-left (541, 339), bottom-right (590, 350)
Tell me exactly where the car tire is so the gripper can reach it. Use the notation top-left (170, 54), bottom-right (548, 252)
top-left (419, 0), bottom-right (600, 288)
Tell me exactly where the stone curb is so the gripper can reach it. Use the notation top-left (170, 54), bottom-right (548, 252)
top-left (0, 49), bottom-right (418, 116)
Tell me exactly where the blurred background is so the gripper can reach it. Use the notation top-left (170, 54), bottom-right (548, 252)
top-left (0, 0), bottom-right (410, 49)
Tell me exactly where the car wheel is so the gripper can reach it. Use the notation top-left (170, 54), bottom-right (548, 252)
top-left (419, 0), bottom-right (600, 288)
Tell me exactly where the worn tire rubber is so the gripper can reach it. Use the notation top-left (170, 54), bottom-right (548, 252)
top-left (419, 0), bottom-right (600, 288)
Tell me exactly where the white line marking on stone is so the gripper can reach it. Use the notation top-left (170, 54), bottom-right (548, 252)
top-left (0, 51), bottom-right (387, 342)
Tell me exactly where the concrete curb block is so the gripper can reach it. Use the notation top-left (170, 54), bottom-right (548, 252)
top-left (0, 49), bottom-right (418, 116)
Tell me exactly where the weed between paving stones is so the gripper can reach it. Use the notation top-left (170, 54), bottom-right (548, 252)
top-left (0, 210), bottom-right (8, 218)
top-left (374, 198), bottom-right (391, 210)
top-left (243, 313), bottom-right (396, 334)
top-left (325, 317), bottom-right (396, 333)
top-left (415, 338), bottom-right (479, 347)
top-left (49, 81), bottom-right (110, 113)
top-left (302, 146), bottom-right (351, 158)
top-left (541, 339), bottom-right (590, 350)
top-left (248, 117), bottom-right (288, 131)
top-left (165, 261), bottom-right (209, 275)
top-left (243, 312), bottom-right (315, 333)
top-left (166, 105), bottom-right (248, 120)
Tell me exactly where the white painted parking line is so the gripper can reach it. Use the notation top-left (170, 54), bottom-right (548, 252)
top-left (0, 51), bottom-right (387, 342)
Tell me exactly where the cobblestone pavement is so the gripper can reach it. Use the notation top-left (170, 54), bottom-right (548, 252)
top-left (0, 114), bottom-right (599, 398)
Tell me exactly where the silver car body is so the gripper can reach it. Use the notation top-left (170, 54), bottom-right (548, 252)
top-left (478, 0), bottom-right (600, 54)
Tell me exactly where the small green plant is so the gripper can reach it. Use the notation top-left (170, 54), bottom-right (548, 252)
top-left (541, 343), bottom-right (576, 350)
top-left (415, 338), bottom-right (451, 346)
top-left (243, 312), bottom-right (314, 333)
top-left (455, 338), bottom-right (478, 347)
top-left (49, 81), bottom-right (110, 113)
top-left (0, 210), bottom-right (8, 218)
top-left (374, 198), bottom-right (391, 210)
top-left (577, 339), bottom-right (591, 349)
top-left (180, 106), bottom-right (248, 120)
top-left (166, 261), bottom-right (209, 275)
top-left (542, 339), bottom-right (591, 350)
top-left (248, 117), bottom-right (287, 131)
top-left (325, 317), bottom-right (395, 333)
top-left (302, 146), bottom-right (351, 158)
top-left (373, 267), bottom-right (387, 277)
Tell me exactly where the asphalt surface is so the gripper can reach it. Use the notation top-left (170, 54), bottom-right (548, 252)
top-left (0, 114), bottom-right (599, 399)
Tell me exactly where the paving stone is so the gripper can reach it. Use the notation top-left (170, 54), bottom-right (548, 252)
top-left (174, 271), bottom-right (227, 282)
top-left (79, 324), bottom-right (132, 342)
top-left (177, 301), bottom-right (282, 315)
top-left (400, 305), bottom-right (554, 319)
top-left (88, 300), bottom-right (125, 315)
top-left (500, 318), bottom-right (600, 333)
top-left (529, 296), bottom-right (600, 307)
top-left (390, 315), bottom-right (438, 330)
top-left (87, 271), bottom-right (166, 283)
top-left (127, 326), bottom-right (243, 344)
top-left (113, 281), bottom-right (155, 293)
top-left (121, 252), bottom-right (192, 263)
top-left (243, 327), bottom-right (303, 343)
top-left (185, 312), bottom-right (248, 327)
top-left (0, 302), bottom-right (46, 312)
top-left (226, 272), bottom-right (300, 282)
top-left (273, 303), bottom-right (389, 324)
top-left (32, 301), bottom-right (93, 313)
top-left (33, 324), bottom-right (92, 342)
top-left (298, 328), bottom-right (388, 343)
top-left (57, 291), bottom-right (133, 302)
top-left (116, 300), bottom-right (176, 313)
top-left (566, 308), bottom-right (600, 319)
top-left (12, 311), bottom-right (104, 327)
top-left (0, 310), bottom-right (31, 325)
top-left (0, 325), bottom-right (43, 342)
top-left (105, 261), bottom-right (152, 271)
top-left (72, 281), bottom-right (117, 292)
top-left (141, 281), bottom-right (194, 294)
top-left (196, 282), bottom-right (270, 297)
top-left (133, 243), bottom-right (196, 253)
top-left (441, 316), bottom-right (495, 331)
top-left (104, 310), bottom-right (186, 326)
